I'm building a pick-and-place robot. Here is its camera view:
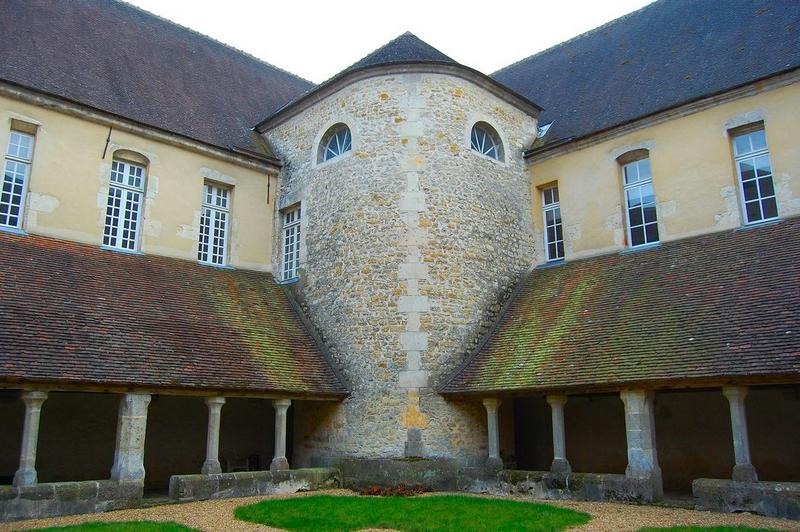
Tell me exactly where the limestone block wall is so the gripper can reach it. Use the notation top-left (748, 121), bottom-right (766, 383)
top-left (265, 72), bottom-right (537, 463)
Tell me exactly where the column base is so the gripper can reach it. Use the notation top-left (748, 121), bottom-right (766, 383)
top-left (485, 456), bottom-right (504, 471)
top-left (732, 463), bottom-right (758, 482)
top-left (550, 458), bottom-right (572, 474)
top-left (270, 456), bottom-right (290, 471)
top-left (201, 459), bottom-right (222, 475)
top-left (12, 468), bottom-right (37, 487)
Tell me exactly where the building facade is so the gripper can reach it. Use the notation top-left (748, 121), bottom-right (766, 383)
top-left (0, 0), bottom-right (799, 521)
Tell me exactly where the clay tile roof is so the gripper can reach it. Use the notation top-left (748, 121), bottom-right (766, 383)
top-left (0, 232), bottom-right (347, 398)
top-left (0, 0), bottom-right (314, 154)
top-left (441, 217), bottom-right (800, 396)
top-left (493, 0), bottom-right (800, 148)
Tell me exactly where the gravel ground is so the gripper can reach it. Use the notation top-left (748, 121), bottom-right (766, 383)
top-left (3, 489), bottom-right (798, 532)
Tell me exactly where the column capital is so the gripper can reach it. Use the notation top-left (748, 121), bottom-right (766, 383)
top-left (482, 397), bottom-right (501, 411)
top-left (205, 396), bottom-right (226, 407)
top-left (21, 390), bottom-right (48, 402)
top-left (273, 398), bottom-right (292, 409)
top-left (723, 385), bottom-right (748, 401)
top-left (546, 394), bottom-right (568, 408)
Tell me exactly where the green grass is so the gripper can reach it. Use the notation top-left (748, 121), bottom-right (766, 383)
top-left (31, 522), bottom-right (199, 532)
top-left (234, 494), bottom-right (591, 531)
top-left (639, 526), bottom-right (775, 532)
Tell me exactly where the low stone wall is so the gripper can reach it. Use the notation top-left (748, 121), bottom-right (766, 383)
top-left (693, 478), bottom-right (800, 519)
top-left (168, 468), bottom-right (340, 502)
top-left (0, 480), bottom-right (142, 522)
top-left (497, 470), bottom-right (662, 503)
top-left (338, 458), bottom-right (491, 492)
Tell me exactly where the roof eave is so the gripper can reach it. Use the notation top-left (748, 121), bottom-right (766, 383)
top-left (255, 61), bottom-right (543, 132)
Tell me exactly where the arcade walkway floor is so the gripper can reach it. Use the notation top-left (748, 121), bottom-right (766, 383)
top-left (2, 490), bottom-right (797, 531)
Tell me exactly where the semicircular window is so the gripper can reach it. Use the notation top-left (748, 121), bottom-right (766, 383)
top-left (470, 122), bottom-right (504, 161)
top-left (319, 124), bottom-right (352, 163)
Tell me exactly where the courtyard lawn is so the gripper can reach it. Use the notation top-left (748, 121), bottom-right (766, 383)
top-left (234, 494), bottom-right (591, 531)
top-left (31, 522), bottom-right (199, 532)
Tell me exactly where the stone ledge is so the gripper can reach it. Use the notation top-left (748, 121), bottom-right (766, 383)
top-left (339, 457), bottom-right (490, 492)
top-left (168, 468), bottom-right (340, 502)
top-left (0, 480), bottom-right (143, 522)
top-left (497, 470), bottom-right (661, 503)
top-left (693, 478), bottom-right (800, 520)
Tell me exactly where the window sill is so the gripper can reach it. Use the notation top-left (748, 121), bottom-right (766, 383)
top-left (198, 261), bottom-right (234, 270)
top-left (100, 245), bottom-right (144, 256)
top-left (620, 242), bottom-right (661, 255)
top-left (277, 277), bottom-right (299, 285)
top-left (537, 259), bottom-right (566, 269)
top-left (0, 225), bottom-right (28, 236)
top-left (737, 217), bottom-right (781, 231)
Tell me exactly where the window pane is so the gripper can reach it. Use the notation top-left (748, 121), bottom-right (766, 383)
top-left (643, 205), bottom-right (657, 224)
top-left (738, 160), bottom-right (755, 181)
top-left (762, 197), bottom-right (778, 219)
top-left (745, 201), bottom-right (762, 223)
top-left (626, 189), bottom-right (641, 207)
top-left (630, 226), bottom-right (645, 247)
top-left (556, 241), bottom-right (564, 259)
top-left (638, 159), bottom-right (652, 179)
top-left (545, 209), bottom-right (554, 224)
top-left (758, 177), bottom-right (774, 198)
top-left (742, 180), bottom-right (758, 201)
top-left (645, 223), bottom-right (659, 243)
top-left (623, 164), bottom-right (636, 185)
top-left (628, 207), bottom-right (643, 227)
top-left (754, 155), bottom-right (771, 177)
top-left (733, 135), bottom-right (750, 156)
top-left (547, 226), bottom-right (556, 242)
top-left (750, 130), bottom-right (767, 151)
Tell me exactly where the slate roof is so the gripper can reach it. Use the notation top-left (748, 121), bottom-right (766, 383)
top-left (0, 0), bottom-right (313, 154)
top-left (344, 32), bottom-right (458, 72)
top-left (441, 217), bottom-right (800, 396)
top-left (0, 232), bottom-right (347, 397)
top-left (493, 0), bottom-right (800, 150)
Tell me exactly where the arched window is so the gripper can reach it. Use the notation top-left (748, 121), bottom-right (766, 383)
top-left (318, 123), bottom-right (352, 163)
top-left (470, 122), bottom-right (503, 161)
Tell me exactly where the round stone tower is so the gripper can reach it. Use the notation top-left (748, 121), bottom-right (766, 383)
top-left (260, 34), bottom-right (539, 467)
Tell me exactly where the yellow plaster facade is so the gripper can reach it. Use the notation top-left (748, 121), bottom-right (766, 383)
top-left (529, 79), bottom-right (800, 264)
top-left (0, 93), bottom-right (276, 271)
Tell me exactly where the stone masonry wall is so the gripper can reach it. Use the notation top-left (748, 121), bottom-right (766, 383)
top-left (265, 72), bottom-right (537, 464)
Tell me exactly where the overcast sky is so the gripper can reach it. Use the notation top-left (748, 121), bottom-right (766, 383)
top-left (127, 0), bottom-right (654, 83)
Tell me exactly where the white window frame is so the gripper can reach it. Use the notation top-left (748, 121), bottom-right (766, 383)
top-left (282, 205), bottom-right (301, 281)
top-left (732, 128), bottom-right (778, 225)
top-left (622, 157), bottom-right (659, 248)
top-left (1, 130), bottom-right (35, 230)
top-left (470, 122), bottom-right (504, 162)
top-left (197, 183), bottom-right (230, 266)
top-left (102, 159), bottom-right (145, 251)
top-left (542, 186), bottom-right (564, 261)
top-left (320, 125), bottom-right (352, 163)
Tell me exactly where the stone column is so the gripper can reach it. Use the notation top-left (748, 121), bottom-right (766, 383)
top-left (723, 386), bottom-right (758, 481)
top-left (201, 396), bottom-right (226, 475)
top-left (13, 390), bottom-right (48, 487)
top-left (110, 393), bottom-right (151, 481)
top-left (482, 398), bottom-right (503, 469)
top-left (620, 390), bottom-right (662, 484)
top-left (270, 399), bottom-right (291, 471)
top-left (546, 395), bottom-right (571, 474)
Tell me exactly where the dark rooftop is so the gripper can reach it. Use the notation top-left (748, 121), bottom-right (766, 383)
top-left (344, 32), bottom-right (458, 73)
top-left (0, 232), bottom-right (347, 398)
top-left (0, 0), bottom-right (314, 154)
top-left (493, 0), bottom-right (800, 150)
top-left (441, 216), bottom-right (800, 396)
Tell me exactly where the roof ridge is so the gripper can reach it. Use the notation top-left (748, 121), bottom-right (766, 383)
top-left (491, 0), bottom-right (660, 77)
top-left (114, 0), bottom-right (316, 87)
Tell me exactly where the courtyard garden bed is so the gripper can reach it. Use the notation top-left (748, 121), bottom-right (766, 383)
top-left (234, 494), bottom-right (591, 531)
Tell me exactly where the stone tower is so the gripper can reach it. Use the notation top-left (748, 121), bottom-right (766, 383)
top-left (259, 33), bottom-right (539, 466)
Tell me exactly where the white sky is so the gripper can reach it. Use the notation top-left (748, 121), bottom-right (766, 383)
top-left (127, 0), bottom-right (654, 83)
